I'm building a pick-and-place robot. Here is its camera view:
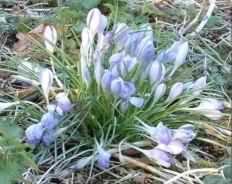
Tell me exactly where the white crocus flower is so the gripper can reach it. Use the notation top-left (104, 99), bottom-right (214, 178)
top-left (43, 25), bottom-right (58, 53)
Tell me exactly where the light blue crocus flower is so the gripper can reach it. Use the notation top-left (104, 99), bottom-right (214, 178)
top-left (55, 93), bottom-right (73, 113)
top-left (42, 129), bottom-right (56, 146)
top-left (96, 146), bottom-right (111, 170)
top-left (40, 112), bottom-right (59, 130)
top-left (25, 123), bottom-right (44, 145)
top-left (101, 70), bottom-right (117, 91)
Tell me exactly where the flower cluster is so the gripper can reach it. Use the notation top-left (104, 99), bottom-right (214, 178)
top-left (135, 121), bottom-right (196, 167)
top-left (25, 69), bottom-right (72, 146)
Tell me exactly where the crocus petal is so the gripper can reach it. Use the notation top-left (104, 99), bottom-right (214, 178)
top-left (94, 52), bottom-right (103, 85)
top-left (41, 129), bottom-right (56, 146)
top-left (154, 122), bottom-right (172, 145)
top-left (40, 112), bottom-right (59, 130)
top-left (101, 70), bottom-right (116, 91)
top-left (25, 123), bottom-right (44, 145)
top-left (120, 81), bottom-right (136, 99)
top-left (113, 23), bottom-right (130, 47)
top-left (87, 8), bottom-right (107, 41)
top-left (192, 76), bottom-right (207, 95)
top-left (39, 69), bottom-right (53, 103)
top-left (167, 82), bottom-right (184, 102)
top-left (80, 56), bottom-right (92, 87)
top-left (169, 41), bottom-right (189, 76)
top-left (153, 83), bottom-right (166, 102)
top-left (43, 25), bottom-right (58, 53)
top-left (149, 61), bottom-right (162, 84)
top-left (149, 148), bottom-right (174, 167)
top-left (81, 27), bottom-right (91, 50)
top-left (173, 124), bottom-right (196, 143)
top-left (56, 93), bottom-right (72, 113)
top-left (129, 97), bottom-right (144, 108)
top-left (157, 140), bottom-right (185, 155)
top-left (96, 147), bottom-right (111, 170)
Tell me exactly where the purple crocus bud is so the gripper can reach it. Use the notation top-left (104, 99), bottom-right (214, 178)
top-left (39, 68), bottom-right (53, 104)
top-left (149, 61), bottom-right (162, 85)
top-left (166, 82), bottom-right (184, 102)
top-left (40, 112), bottom-right (59, 130)
top-left (96, 147), bottom-right (111, 170)
top-left (154, 122), bottom-right (172, 145)
top-left (25, 123), bottom-right (44, 145)
top-left (173, 124), bottom-right (196, 143)
top-left (97, 32), bottom-right (113, 53)
top-left (86, 8), bottom-right (107, 41)
top-left (41, 129), bottom-right (56, 146)
top-left (56, 93), bottom-right (72, 113)
top-left (129, 97), bottom-right (144, 108)
top-left (192, 76), bottom-right (207, 95)
top-left (101, 70), bottom-right (117, 91)
top-left (153, 83), bottom-right (166, 102)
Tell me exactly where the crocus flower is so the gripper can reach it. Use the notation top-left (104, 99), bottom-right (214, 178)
top-left (39, 69), bottom-right (53, 104)
top-left (173, 124), bottom-right (196, 143)
top-left (101, 70), bottom-right (117, 91)
top-left (40, 112), bottom-right (59, 130)
top-left (86, 8), bottom-right (107, 41)
top-left (192, 76), bottom-right (207, 95)
top-left (192, 98), bottom-right (224, 120)
top-left (136, 36), bottom-right (156, 64)
top-left (41, 129), bottom-right (56, 146)
top-left (169, 41), bottom-right (189, 77)
top-left (96, 146), bottom-right (111, 170)
top-left (149, 61), bottom-right (162, 85)
top-left (94, 51), bottom-right (103, 85)
top-left (25, 123), bottom-right (44, 145)
top-left (81, 27), bottom-right (91, 52)
top-left (55, 93), bottom-right (73, 113)
top-left (113, 23), bottom-right (131, 48)
top-left (110, 78), bottom-right (136, 99)
top-left (153, 83), bottom-right (166, 102)
top-left (80, 55), bottom-right (92, 87)
top-left (43, 25), bottom-right (58, 53)
top-left (166, 82), bottom-right (184, 102)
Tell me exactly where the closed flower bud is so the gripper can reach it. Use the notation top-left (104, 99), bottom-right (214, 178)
top-left (153, 83), bottom-right (166, 102)
top-left (40, 112), bottom-right (59, 130)
top-left (101, 70), bottom-right (117, 91)
top-left (81, 27), bottom-right (91, 50)
top-left (80, 56), bottom-right (92, 87)
top-left (129, 97), bottom-right (144, 108)
top-left (192, 76), bottom-right (207, 95)
top-left (192, 98), bottom-right (224, 120)
top-left (43, 25), bottom-right (58, 53)
top-left (94, 53), bottom-right (103, 85)
top-left (167, 82), bottom-right (184, 102)
top-left (56, 93), bottom-right (73, 113)
top-left (169, 41), bottom-right (189, 77)
top-left (96, 147), bottom-right (111, 170)
top-left (149, 61), bottom-right (162, 85)
top-left (87, 8), bottom-right (107, 41)
top-left (113, 23), bottom-right (130, 47)
top-left (39, 69), bottom-right (53, 103)
top-left (25, 123), bottom-right (44, 145)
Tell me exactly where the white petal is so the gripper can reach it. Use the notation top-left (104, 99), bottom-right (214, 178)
top-left (39, 69), bottom-right (53, 103)
top-left (129, 97), bottom-right (144, 108)
top-left (43, 25), bottom-right (58, 53)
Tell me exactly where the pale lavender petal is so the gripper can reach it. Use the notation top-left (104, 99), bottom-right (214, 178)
top-left (113, 23), bottom-right (131, 47)
top-left (149, 148), bottom-right (174, 168)
top-left (25, 123), bottom-right (44, 145)
top-left (167, 82), bottom-right (184, 102)
top-left (173, 124), bottom-right (196, 143)
top-left (101, 70), bottom-right (117, 91)
top-left (56, 93), bottom-right (73, 113)
top-left (40, 112), bottom-right (59, 130)
top-left (154, 122), bottom-right (172, 145)
top-left (153, 83), bottom-right (166, 102)
top-left (120, 81), bottom-right (136, 99)
top-left (110, 77), bottom-right (123, 97)
top-left (109, 52), bottom-right (124, 67)
top-left (129, 97), bottom-right (144, 108)
top-left (149, 61), bottom-right (162, 84)
top-left (42, 129), bottom-right (56, 146)
top-left (96, 147), bottom-right (111, 170)
top-left (157, 140), bottom-right (185, 155)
